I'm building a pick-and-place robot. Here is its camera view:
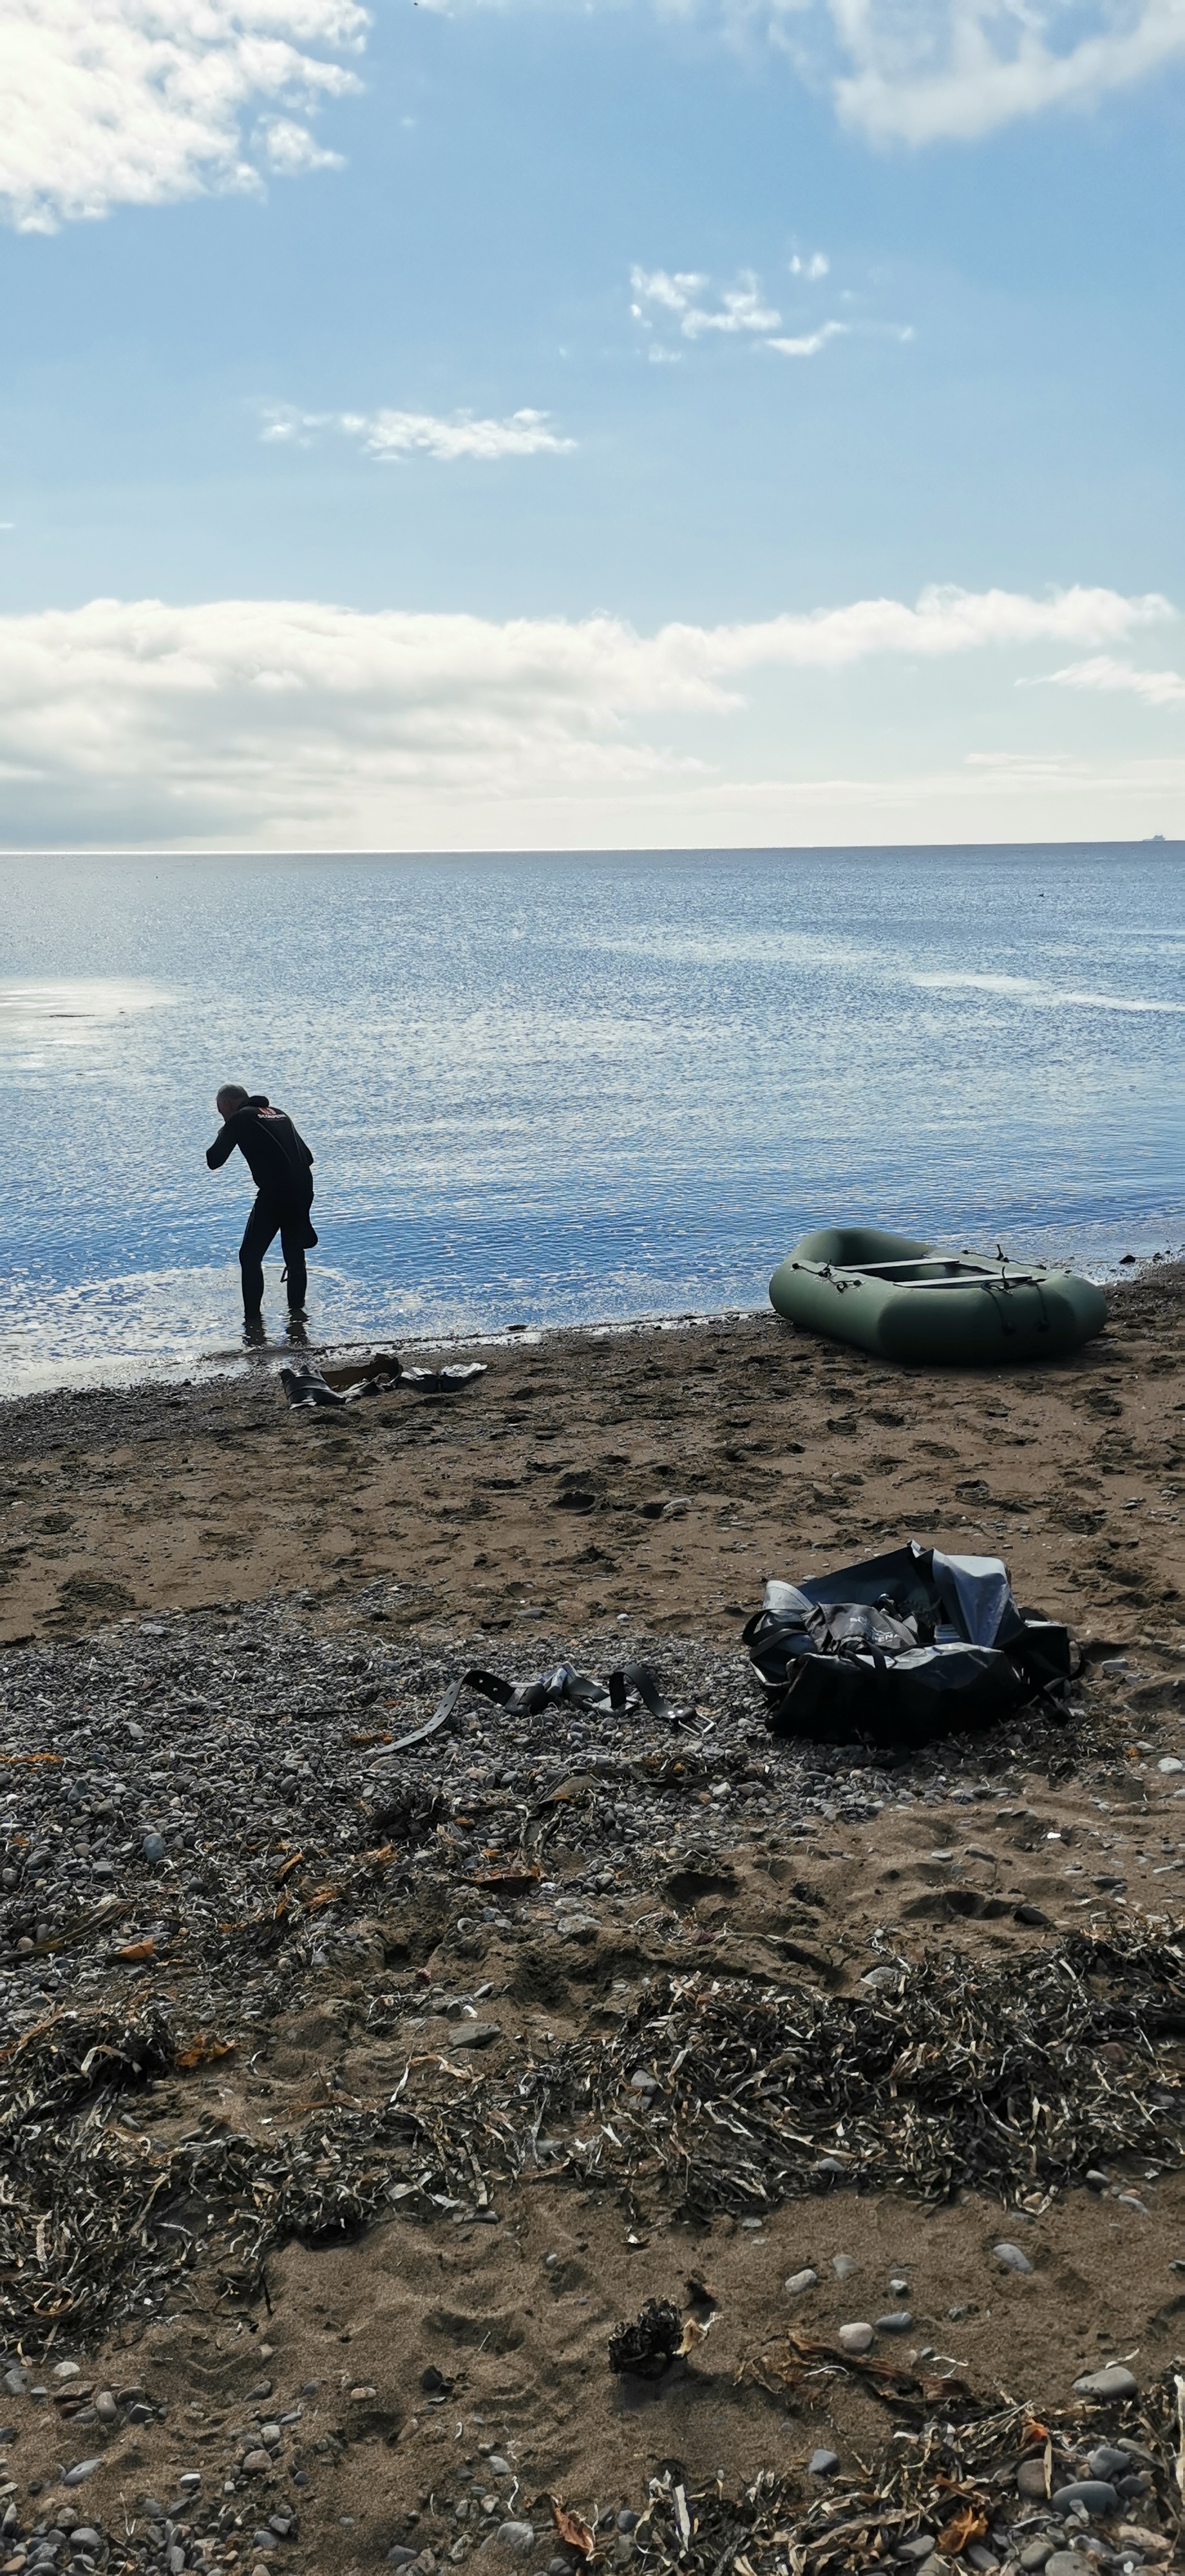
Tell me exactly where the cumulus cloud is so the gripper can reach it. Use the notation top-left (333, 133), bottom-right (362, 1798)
top-left (0, 0), bottom-right (366, 231)
top-left (630, 266), bottom-right (782, 337)
top-left (0, 583), bottom-right (1170, 846)
top-left (768, 320), bottom-right (849, 357)
top-left (1038, 654), bottom-right (1185, 708)
top-left (822, 0), bottom-right (1185, 143)
top-left (261, 402), bottom-right (575, 461)
top-left (629, 254), bottom-right (891, 363)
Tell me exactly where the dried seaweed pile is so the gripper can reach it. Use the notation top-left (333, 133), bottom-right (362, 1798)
top-left (629, 2371), bottom-right (1185, 2575)
top-left (3, 1924), bottom-right (1182, 2355)
top-left (560, 1924), bottom-right (1185, 2215)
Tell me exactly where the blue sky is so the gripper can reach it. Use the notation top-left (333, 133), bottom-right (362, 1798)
top-left (0, 0), bottom-right (1183, 847)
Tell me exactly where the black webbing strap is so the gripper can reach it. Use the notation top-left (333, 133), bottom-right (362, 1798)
top-left (366, 1658), bottom-right (694, 1765)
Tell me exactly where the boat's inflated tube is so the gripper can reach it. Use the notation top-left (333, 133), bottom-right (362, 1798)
top-left (769, 1226), bottom-right (1106, 1364)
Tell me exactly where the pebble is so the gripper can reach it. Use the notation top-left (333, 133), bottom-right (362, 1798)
top-left (1052, 2483), bottom-right (1119, 2518)
top-left (807, 2452), bottom-right (838, 2477)
top-left (875, 2311), bottom-right (912, 2333)
top-left (61, 2470), bottom-right (98, 2492)
top-left (1086, 2448), bottom-right (1130, 2480)
top-left (1043, 2555), bottom-right (1094, 2576)
top-left (617, 2513), bottom-right (638, 2533)
top-left (241, 2453), bottom-right (272, 2477)
top-left (896, 2535), bottom-right (936, 2561)
top-left (1072, 2367), bottom-right (1139, 2399)
top-left (487, 2459), bottom-right (510, 2479)
top-left (1157, 1757), bottom-right (1184, 1774)
top-left (495, 2524), bottom-right (535, 2557)
top-left (1016, 2461), bottom-right (1050, 2502)
top-left (831, 2253), bottom-right (858, 2279)
top-left (50, 2367), bottom-right (80, 2385)
top-left (839, 2322), bottom-right (874, 2353)
top-left (784, 2269), bottom-right (818, 2296)
top-left (1018, 2553), bottom-right (1052, 2576)
top-left (140, 1833), bottom-right (167, 1864)
top-left (94, 2397), bottom-right (117, 2427)
top-left (994, 2241), bottom-right (1034, 2274)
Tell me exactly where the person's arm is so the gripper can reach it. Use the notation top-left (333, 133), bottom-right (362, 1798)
top-left (206, 1122), bottom-right (237, 1171)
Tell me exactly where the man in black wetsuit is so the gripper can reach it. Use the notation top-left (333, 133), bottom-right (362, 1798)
top-left (206, 1084), bottom-right (318, 1322)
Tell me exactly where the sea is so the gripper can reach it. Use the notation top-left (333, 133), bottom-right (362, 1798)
top-left (0, 844), bottom-right (1181, 1397)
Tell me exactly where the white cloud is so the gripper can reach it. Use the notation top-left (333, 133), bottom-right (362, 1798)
top-left (629, 256), bottom-right (887, 363)
top-left (258, 115), bottom-right (343, 174)
top-left (0, 0), bottom-right (366, 231)
top-left (1038, 654), bottom-right (1185, 708)
top-left (0, 583), bottom-right (1170, 847)
top-left (824, 0), bottom-right (1185, 143)
top-left (630, 265), bottom-right (782, 337)
top-left (768, 320), bottom-right (848, 356)
top-left (261, 402), bottom-right (575, 460)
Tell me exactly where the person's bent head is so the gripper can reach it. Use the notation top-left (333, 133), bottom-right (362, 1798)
top-left (216, 1083), bottom-right (250, 1119)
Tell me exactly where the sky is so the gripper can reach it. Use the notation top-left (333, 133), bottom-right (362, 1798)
top-left (0, 0), bottom-right (1183, 848)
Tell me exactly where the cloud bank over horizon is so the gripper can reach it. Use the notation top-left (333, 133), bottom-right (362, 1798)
top-left (0, 583), bottom-right (1177, 849)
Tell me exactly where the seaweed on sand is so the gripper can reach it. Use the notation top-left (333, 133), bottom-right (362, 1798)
top-left (1, 1924), bottom-right (1182, 2354)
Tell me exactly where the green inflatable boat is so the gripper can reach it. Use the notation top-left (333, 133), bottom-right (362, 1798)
top-left (769, 1227), bottom-right (1106, 1365)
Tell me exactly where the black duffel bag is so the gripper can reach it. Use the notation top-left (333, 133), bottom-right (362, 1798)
top-left (742, 1540), bottom-right (1074, 1748)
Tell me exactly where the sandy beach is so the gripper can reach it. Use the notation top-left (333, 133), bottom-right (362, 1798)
top-left (0, 1267), bottom-right (1183, 2576)
top-left (2, 1266), bottom-right (1183, 1649)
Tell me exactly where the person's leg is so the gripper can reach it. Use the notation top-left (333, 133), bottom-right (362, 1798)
top-left (239, 1196), bottom-right (280, 1316)
top-left (278, 1211), bottom-right (308, 1311)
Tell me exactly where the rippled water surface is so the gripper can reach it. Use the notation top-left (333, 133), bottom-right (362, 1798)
top-left (0, 847), bottom-right (1181, 1392)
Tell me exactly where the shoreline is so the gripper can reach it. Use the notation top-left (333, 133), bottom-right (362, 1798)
top-left (4, 1241), bottom-right (1184, 1411)
top-left (3, 1242), bottom-right (1182, 1410)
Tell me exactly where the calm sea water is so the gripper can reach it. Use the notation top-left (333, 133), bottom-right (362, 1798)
top-left (0, 846), bottom-right (1181, 1396)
